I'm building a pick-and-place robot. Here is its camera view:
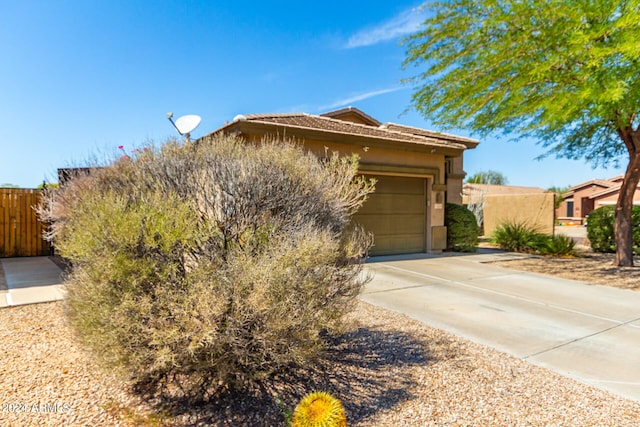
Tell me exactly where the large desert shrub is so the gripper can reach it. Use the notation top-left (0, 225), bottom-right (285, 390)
top-left (40, 135), bottom-right (375, 397)
top-left (587, 205), bottom-right (640, 255)
top-left (444, 203), bottom-right (479, 252)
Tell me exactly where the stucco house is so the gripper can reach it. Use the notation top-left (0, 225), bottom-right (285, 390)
top-left (556, 176), bottom-right (640, 224)
top-left (202, 107), bottom-right (478, 256)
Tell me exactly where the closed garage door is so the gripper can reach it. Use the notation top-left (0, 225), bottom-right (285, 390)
top-left (353, 175), bottom-right (426, 256)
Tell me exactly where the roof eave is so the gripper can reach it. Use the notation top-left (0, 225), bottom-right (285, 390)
top-left (383, 122), bottom-right (480, 149)
top-left (207, 119), bottom-right (467, 155)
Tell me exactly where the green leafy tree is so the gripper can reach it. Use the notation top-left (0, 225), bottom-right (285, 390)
top-left (37, 182), bottom-right (58, 189)
top-left (548, 185), bottom-right (571, 210)
top-left (0, 183), bottom-right (20, 188)
top-left (465, 170), bottom-right (508, 185)
top-left (404, 1), bottom-right (640, 266)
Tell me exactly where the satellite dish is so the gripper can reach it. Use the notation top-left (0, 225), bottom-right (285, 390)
top-left (167, 112), bottom-right (201, 143)
top-left (174, 114), bottom-right (201, 135)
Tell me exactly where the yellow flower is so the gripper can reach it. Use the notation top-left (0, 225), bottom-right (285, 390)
top-left (292, 391), bottom-right (347, 427)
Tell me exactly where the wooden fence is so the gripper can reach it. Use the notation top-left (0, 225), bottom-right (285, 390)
top-left (0, 188), bottom-right (51, 257)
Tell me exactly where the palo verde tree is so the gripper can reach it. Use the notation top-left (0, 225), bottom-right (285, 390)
top-left (466, 170), bottom-right (508, 185)
top-left (404, 0), bottom-right (640, 266)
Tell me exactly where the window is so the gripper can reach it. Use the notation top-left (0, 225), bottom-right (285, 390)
top-left (567, 201), bottom-right (574, 217)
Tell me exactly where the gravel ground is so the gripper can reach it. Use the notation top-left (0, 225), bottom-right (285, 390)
top-left (2, 300), bottom-right (640, 426)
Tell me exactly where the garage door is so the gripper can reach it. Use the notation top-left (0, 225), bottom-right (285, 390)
top-left (353, 175), bottom-right (426, 256)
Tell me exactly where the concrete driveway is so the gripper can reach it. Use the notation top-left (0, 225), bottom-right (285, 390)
top-left (0, 257), bottom-right (65, 307)
top-left (555, 225), bottom-right (589, 246)
top-left (360, 252), bottom-right (640, 402)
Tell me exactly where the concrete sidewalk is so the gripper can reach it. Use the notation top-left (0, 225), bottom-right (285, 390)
top-left (360, 252), bottom-right (640, 403)
top-left (0, 257), bottom-right (65, 307)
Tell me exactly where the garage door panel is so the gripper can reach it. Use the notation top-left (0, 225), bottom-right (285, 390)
top-left (358, 194), bottom-right (425, 215)
top-left (369, 235), bottom-right (425, 255)
top-left (355, 214), bottom-right (424, 235)
top-left (368, 176), bottom-right (425, 195)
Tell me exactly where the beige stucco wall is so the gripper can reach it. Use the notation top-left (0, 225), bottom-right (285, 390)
top-left (446, 155), bottom-right (465, 205)
top-left (483, 193), bottom-right (555, 236)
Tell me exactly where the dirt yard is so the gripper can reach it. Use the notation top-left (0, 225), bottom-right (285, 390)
top-left (490, 250), bottom-right (640, 291)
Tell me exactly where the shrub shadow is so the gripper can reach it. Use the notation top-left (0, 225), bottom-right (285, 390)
top-left (154, 327), bottom-right (435, 426)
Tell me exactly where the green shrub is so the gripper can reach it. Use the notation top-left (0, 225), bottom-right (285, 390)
top-left (40, 135), bottom-right (375, 397)
top-left (539, 233), bottom-right (576, 256)
top-left (491, 221), bottom-right (547, 253)
top-left (586, 206), bottom-right (616, 253)
top-left (444, 203), bottom-right (479, 252)
top-left (492, 221), bottom-right (577, 256)
top-left (586, 205), bottom-right (640, 255)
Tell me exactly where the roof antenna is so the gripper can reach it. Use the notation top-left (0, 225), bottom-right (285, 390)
top-left (167, 112), bottom-right (201, 143)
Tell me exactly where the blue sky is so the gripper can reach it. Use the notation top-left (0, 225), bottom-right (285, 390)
top-left (0, 1), bottom-right (625, 189)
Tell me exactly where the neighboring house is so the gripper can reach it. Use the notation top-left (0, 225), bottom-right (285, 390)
top-left (462, 184), bottom-right (554, 235)
top-left (556, 176), bottom-right (640, 224)
top-left (203, 107), bottom-right (478, 256)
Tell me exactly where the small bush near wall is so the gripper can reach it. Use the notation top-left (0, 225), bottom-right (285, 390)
top-left (445, 203), bottom-right (479, 252)
top-left (587, 205), bottom-right (640, 255)
top-left (39, 135), bottom-right (375, 398)
top-left (491, 221), bottom-right (547, 253)
top-left (492, 221), bottom-right (576, 256)
top-left (539, 233), bottom-right (576, 256)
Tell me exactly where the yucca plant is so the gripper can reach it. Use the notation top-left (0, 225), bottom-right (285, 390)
top-left (540, 233), bottom-right (576, 256)
top-left (491, 221), bottom-right (546, 253)
top-left (292, 392), bottom-right (347, 427)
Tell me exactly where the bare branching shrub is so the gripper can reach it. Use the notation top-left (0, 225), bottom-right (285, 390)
top-left (39, 135), bottom-right (375, 397)
top-left (464, 186), bottom-right (486, 231)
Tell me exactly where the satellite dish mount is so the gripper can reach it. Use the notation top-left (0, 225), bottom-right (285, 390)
top-left (167, 112), bottom-right (201, 143)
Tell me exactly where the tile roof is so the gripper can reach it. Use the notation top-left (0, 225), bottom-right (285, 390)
top-left (587, 183), bottom-right (640, 200)
top-left (562, 176), bottom-right (626, 199)
top-left (225, 112), bottom-right (471, 150)
top-left (588, 185), bottom-right (622, 199)
top-left (569, 179), bottom-right (618, 192)
top-left (383, 123), bottom-right (479, 147)
top-left (320, 107), bottom-right (381, 126)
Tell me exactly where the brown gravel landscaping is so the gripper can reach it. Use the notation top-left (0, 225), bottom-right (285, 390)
top-left (2, 293), bottom-right (640, 426)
